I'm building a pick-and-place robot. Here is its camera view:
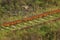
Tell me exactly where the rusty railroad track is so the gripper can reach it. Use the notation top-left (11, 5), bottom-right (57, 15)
top-left (2, 9), bottom-right (60, 27)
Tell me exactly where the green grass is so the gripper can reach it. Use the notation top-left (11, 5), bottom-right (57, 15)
top-left (0, 0), bottom-right (60, 40)
top-left (0, 20), bottom-right (60, 40)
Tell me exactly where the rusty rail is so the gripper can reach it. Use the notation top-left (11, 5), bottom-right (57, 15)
top-left (2, 9), bottom-right (60, 26)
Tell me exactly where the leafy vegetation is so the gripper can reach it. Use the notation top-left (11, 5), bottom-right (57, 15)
top-left (0, 0), bottom-right (60, 40)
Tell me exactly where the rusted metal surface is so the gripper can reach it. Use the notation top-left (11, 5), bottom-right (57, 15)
top-left (2, 9), bottom-right (60, 26)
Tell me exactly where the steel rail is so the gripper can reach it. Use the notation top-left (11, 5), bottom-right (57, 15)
top-left (2, 9), bottom-right (60, 26)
